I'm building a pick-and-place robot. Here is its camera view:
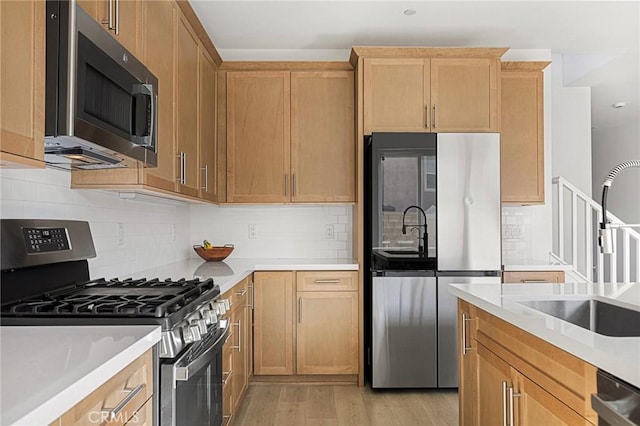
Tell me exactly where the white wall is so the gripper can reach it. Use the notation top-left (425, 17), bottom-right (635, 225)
top-left (551, 54), bottom-right (593, 197)
top-left (189, 204), bottom-right (352, 259)
top-left (0, 168), bottom-right (191, 278)
top-left (500, 49), bottom-right (554, 264)
top-left (592, 121), bottom-right (640, 224)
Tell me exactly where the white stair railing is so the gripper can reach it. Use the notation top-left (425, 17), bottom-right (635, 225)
top-left (552, 176), bottom-right (640, 283)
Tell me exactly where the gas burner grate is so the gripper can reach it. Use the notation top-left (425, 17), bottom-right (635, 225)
top-left (2, 277), bottom-right (219, 318)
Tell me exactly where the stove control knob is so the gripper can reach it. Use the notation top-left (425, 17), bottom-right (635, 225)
top-left (202, 309), bottom-right (218, 325)
top-left (222, 299), bottom-right (231, 310)
top-left (183, 324), bottom-right (202, 344)
top-left (215, 301), bottom-right (227, 315)
top-left (194, 318), bottom-right (208, 335)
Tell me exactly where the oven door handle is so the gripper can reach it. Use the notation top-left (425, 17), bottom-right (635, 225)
top-left (591, 394), bottom-right (638, 426)
top-left (174, 320), bottom-right (229, 382)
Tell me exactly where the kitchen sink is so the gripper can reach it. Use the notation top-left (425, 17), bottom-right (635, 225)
top-left (517, 299), bottom-right (640, 337)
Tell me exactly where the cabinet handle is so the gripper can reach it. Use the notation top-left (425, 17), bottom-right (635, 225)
top-left (236, 288), bottom-right (248, 296)
top-left (298, 297), bottom-right (302, 323)
top-left (502, 381), bottom-right (508, 426)
top-left (231, 320), bottom-right (241, 352)
top-left (509, 386), bottom-right (522, 426)
top-left (292, 173), bottom-right (296, 197)
top-left (247, 282), bottom-right (254, 309)
top-left (222, 370), bottom-right (232, 386)
top-left (223, 415), bottom-right (232, 426)
top-left (114, 0), bottom-right (119, 35)
top-left (461, 313), bottom-right (473, 355)
top-left (284, 174), bottom-right (289, 196)
top-left (425, 105), bottom-right (430, 128)
top-left (102, 0), bottom-right (114, 29)
top-left (201, 165), bottom-right (208, 192)
top-left (101, 384), bottom-right (145, 421)
top-left (522, 280), bottom-right (549, 283)
top-left (313, 279), bottom-right (340, 284)
top-left (176, 152), bottom-right (186, 184)
top-left (433, 104), bottom-right (438, 129)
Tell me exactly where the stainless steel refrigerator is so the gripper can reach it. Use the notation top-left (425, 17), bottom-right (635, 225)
top-left (366, 132), bottom-right (501, 389)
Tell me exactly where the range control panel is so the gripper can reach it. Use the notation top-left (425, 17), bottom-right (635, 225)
top-left (22, 227), bottom-right (70, 253)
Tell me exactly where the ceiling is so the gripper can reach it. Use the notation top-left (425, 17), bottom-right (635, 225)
top-left (190, 0), bottom-right (640, 130)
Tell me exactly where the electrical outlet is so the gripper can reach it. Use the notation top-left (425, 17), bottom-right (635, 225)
top-left (248, 224), bottom-right (257, 239)
top-left (325, 224), bottom-right (334, 239)
top-left (117, 223), bottom-right (124, 246)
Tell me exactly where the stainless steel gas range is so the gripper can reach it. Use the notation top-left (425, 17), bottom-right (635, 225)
top-left (0, 219), bottom-right (229, 426)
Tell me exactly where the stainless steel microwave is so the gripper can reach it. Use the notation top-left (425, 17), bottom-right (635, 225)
top-left (45, 0), bottom-right (158, 169)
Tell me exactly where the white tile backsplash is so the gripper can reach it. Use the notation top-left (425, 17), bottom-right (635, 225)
top-left (0, 168), bottom-right (191, 278)
top-left (190, 204), bottom-right (353, 259)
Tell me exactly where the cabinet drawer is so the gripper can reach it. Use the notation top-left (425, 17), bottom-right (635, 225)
top-left (124, 397), bottom-right (152, 426)
top-left (59, 350), bottom-right (153, 426)
top-left (296, 271), bottom-right (357, 292)
top-left (503, 270), bottom-right (565, 284)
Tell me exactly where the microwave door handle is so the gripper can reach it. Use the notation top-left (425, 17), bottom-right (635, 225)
top-left (132, 84), bottom-right (155, 148)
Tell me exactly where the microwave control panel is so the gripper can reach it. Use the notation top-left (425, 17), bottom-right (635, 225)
top-left (22, 227), bottom-right (71, 253)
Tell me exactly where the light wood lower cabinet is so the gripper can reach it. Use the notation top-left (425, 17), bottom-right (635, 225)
top-left (0, 0), bottom-right (45, 168)
top-left (50, 349), bottom-right (153, 426)
top-left (222, 275), bottom-right (252, 423)
top-left (253, 271), bottom-right (359, 377)
top-left (458, 300), bottom-right (598, 426)
top-left (253, 271), bottom-right (294, 375)
top-left (503, 270), bottom-right (565, 284)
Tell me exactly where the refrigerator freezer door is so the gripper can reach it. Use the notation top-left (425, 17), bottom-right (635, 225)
top-left (437, 133), bottom-right (502, 271)
top-left (437, 275), bottom-right (501, 387)
top-left (372, 276), bottom-right (437, 388)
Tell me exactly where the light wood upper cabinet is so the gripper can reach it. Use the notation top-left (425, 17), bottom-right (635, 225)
top-left (431, 58), bottom-right (499, 132)
top-left (226, 72), bottom-right (291, 203)
top-left (291, 71), bottom-right (355, 202)
top-left (363, 56), bottom-right (500, 134)
top-left (140, 0), bottom-right (176, 193)
top-left (253, 271), bottom-right (294, 375)
top-left (0, 0), bottom-right (45, 168)
top-left (501, 62), bottom-right (549, 204)
top-left (363, 58), bottom-right (430, 133)
top-left (176, 15), bottom-right (200, 197)
top-left (502, 270), bottom-right (565, 284)
top-left (296, 291), bottom-right (358, 374)
top-left (77, 0), bottom-right (139, 56)
top-left (199, 49), bottom-right (218, 202)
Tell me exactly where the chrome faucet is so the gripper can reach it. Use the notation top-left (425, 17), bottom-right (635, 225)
top-left (598, 160), bottom-right (640, 254)
top-left (402, 205), bottom-right (428, 253)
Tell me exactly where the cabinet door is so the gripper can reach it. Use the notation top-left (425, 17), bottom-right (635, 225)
top-left (0, 0), bottom-right (45, 167)
top-left (363, 58), bottom-right (430, 133)
top-left (501, 70), bottom-right (544, 204)
top-left (175, 15), bottom-right (200, 197)
top-left (296, 291), bottom-right (358, 375)
top-left (516, 373), bottom-right (592, 426)
top-left (140, 0), bottom-right (176, 192)
top-left (477, 343), bottom-right (514, 426)
top-left (458, 300), bottom-right (477, 426)
top-left (77, 0), bottom-right (138, 56)
top-left (227, 72), bottom-right (291, 203)
top-left (291, 71), bottom-right (355, 202)
top-left (199, 48), bottom-right (217, 202)
top-left (430, 58), bottom-right (499, 132)
top-left (253, 272), bottom-right (294, 375)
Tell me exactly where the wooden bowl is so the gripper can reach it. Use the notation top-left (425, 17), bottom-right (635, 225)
top-left (193, 244), bottom-right (234, 262)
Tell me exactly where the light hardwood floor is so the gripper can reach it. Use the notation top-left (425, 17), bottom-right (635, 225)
top-left (234, 383), bottom-right (459, 425)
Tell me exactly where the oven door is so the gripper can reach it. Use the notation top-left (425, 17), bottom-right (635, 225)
top-left (160, 322), bottom-right (228, 426)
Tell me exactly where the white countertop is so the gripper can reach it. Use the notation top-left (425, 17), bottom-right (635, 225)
top-left (0, 325), bottom-right (161, 426)
top-left (124, 257), bottom-right (359, 295)
top-left (449, 282), bottom-right (640, 388)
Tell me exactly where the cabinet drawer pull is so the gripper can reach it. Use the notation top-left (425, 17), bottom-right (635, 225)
top-left (247, 282), bottom-right (254, 309)
top-left (298, 297), bottom-right (302, 323)
top-left (102, 0), bottom-right (114, 29)
top-left (236, 288), bottom-right (248, 296)
top-left (292, 173), bottom-right (296, 196)
top-left (509, 386), bottom-right (522, 426)
top-left (102, 384), bottom-right (145, 421)
top-left (284, 174), bottom-right (289, 196)
top-left (231, 321), bottom-right (241, 352)
top-left (522, 279), bottom-right (549, 283)
top-left (201, 165), bottom-right (208, 192)
top-left (425, 104), bottom-right (430, 128)
top-left (222, 370), bottom-right (233, 386)
top-left (114, 0), bottom-right (119, 35)
top-left (313, 279), bottom-right (341, 284)
top-left (461, 313), bottom-right (472, 355)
